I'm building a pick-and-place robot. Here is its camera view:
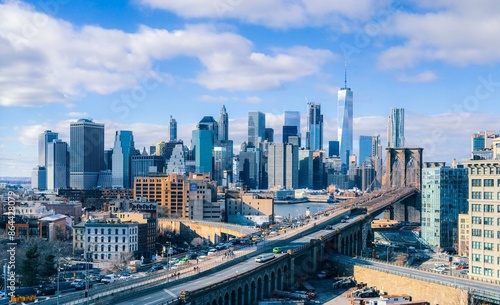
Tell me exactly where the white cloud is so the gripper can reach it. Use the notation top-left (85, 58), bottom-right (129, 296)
top-left (396, 71), bottom-right (437, 83)
top-left (198, 95), bottom-right (262, 104)
top-left (66, 112), bottom-right (89, 118)
top-left (138, 0), bottom-right (389, 29)
top-left (378, 1), bottom-right (500, 69)
top-left (0, 2), bottom-right (334, 107)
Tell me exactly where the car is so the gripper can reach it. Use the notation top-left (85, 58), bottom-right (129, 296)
top-left (146, 265), bottom-right (163, 273)
top-left (272, 247), bottom-right (283, 253)
top-left (207, 249), bottom-right (217, 256)
top-left (431, 267), bottom-right (447, 273)
top-left (325, 225), bottom-right (333, 230)
top-left (118, 271), bottom-right (134, 280)
top-left (70, 279), bottom-right (83, 288)
top-left (101, 274), bottom-right (116, 284)
top-left (74, 280), bottom-right (93, 290)
top-left (36, 284), bottom-right (56, 296)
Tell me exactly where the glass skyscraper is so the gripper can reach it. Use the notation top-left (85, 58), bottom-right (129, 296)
top-left (218, 105), bottom-right (229, 141)
top-left (306, 103), bottom-right (323, 150)
top-left (248, 111), bottom-right (265, 147)
top-left (421, 163), bottom-right (468, 248)
top-left (387, 108), bottom-right (405, 148)
top-left (112, 130), bottom-right (136, 188)
top-left (47, 139), bottom-right (69, 190)
top-left (359, 135), bottom-right (373, 166)
top-left (192, 129), bottom-right (214, 176)
top-left (169, 116), bottom-right (177, 142)
top-left (70, 119), bottom-right (105, 189)
top-left (38, 130), bottom-right (58, 167)
top-left (283, 111), bottom-right (301, 146)
top-left (338, 83), bottom-right (353, 167)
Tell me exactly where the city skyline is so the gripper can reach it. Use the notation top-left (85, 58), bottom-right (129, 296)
top-left (2, 1), bottom-right (500, 177)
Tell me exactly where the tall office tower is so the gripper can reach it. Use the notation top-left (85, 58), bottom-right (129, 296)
top-left (298, 149), bottom-right (313, 189)
top-left (284, 111), bottom-right (301, 145)
top-left (213, 140), bottom-right (233, 186)
top-left (463, 138), bottom-right (500, 282)
top-left (283, 126), bottom-right (298, 144)
top-left (359, 135), bottom-right (373, 166)
top-left (218, 105), bottom-right (229, 141)
top-left (166, 143), bottom-right (187, 175)
top-left (104, 149), bottom-right (113, 171)
top-left (31, 166), bottom-right (47, 190)
top-left (337, 71), bottom-right (353, 167)
top-left (328, 141), bottom-right (340, 157)
top-left (248, 111), bottom-right (265, 147)
top-left (149, 145), bottom-right (156, 156)
top-left (238, 151), bottom-right (258, 189)
top-left (192, 129), bottom-right (214, 176)
top-left (265, 128), bottom-right (274, 143)
top-left (471, 130), bottom-right (498, 152)
top-left (421, 162), bottom-right (468, 249)
top-left (198, 116), bottom-right (219, 142)
top-left (131, 154), bottom-right (165, 181)
top-left (70, 119), bottom-right (104, 189)
top-left (46, 139), bottom-right (69, 190)
top-left (169, 116), bottom-right (177, 142)
top-left (38, 130), bottom-right (58, 167)
top-left (284, 111), bottom-right (301, 131)
top-left (268, 143), bottom-right (298, 190)
top-left (155, 141), bottom-right (166, 156)
top-left (372, 134), bottom-right (383, 189)
top-left (306, 102), bottom-right (323, 151)
top-left (387, 108), bottom-right (405, 148)
top-left (112, 131), bottom-right (136, 188)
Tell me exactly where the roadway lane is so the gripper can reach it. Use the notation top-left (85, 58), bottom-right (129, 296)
top-left (114, 253), bottom-right (288, 305)
top-left (333, 255), bottom-right (500, 297)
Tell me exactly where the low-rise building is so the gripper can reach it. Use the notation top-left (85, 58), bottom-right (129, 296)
top-left (226, 190), bottom-right (274, 226)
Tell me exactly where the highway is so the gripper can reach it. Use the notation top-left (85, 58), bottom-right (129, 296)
top-left (332, 255), bottom-right (500, 297)
top-left (115, 253), bottom-right (288, 305)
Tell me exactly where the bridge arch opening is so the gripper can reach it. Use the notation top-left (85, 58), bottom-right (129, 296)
top-left (270, 271), bottom-right (276, 292)
top-left (237, 287), bottom-right (242, 305)
top-left (244, 284), bottom-right (249, 305)
top-left (230, 290), bottom-right (235, 305)
top-left (277, 268), bottom-right (282, 290)
top-left (257, 277), bottom-right (263, 300)
top-left (263, 274), bottom-right (270, 297)
top-left (250, 280), bottom-right (256, 304)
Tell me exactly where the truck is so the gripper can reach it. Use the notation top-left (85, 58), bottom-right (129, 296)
top-left (101, 274), bottom-right (116, 284)
top-left (272, 290), bottom-right (316, 301)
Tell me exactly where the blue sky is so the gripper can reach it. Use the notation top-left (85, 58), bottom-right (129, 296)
top-left (1, 0), bottom-right (500, 177)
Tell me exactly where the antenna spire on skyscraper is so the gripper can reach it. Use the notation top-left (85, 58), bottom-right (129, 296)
top-left (344, 61), bottom-right (347, 89)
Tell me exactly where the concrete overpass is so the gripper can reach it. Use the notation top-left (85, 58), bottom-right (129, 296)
top-left (157, 219), bottom-right (259, 245)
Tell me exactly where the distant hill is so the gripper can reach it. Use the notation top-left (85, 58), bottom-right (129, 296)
top-left (0, 177), bottom-right (30, 185)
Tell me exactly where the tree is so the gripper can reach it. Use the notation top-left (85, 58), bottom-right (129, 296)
top-left (103, 252), bottom-right (134, 274)
top-left (39, 254), bottom-right (57, 282)
top-left (190, 237), bottom-right (204, 248)
top-left (21, 244), bottom-right (40, 287)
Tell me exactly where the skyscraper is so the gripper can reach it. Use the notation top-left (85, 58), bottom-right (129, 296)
top-left (38, 130), bottom-right (58, 167)
top-left (306, 102), bottom-right (323, 151)
top-left (328, 141), bottom-right (340, 157)
top-left (283, 110), bottom-right (301, 146)
top-left (268, 143), bottom-right (298, 189)
top-left (198, 116), bottom-right (219, 142)
top-left (359, 135), bottom-right (373, 166)
top-left (248, 111), bottom-right (265, 147)
top-left (218, 105), bottom-right (229, 141)
top-left (112, 130), bottom-right (136, 188)
top-left (337, 71), bottom-right (353, 167)
top-left (421, 162), bottom-right (468, 248)
top-left (192, 129), bottom-right (214, 176)
top-left (70, 119), bottom-right (105, 189)
top-left (169, 116), bottom-right (177, 142)
top-left (46, 139), bottom-right (69, 190)
top-left (387, 108), bottom-right (405, 148)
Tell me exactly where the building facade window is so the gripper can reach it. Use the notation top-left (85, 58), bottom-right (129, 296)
top-left (484, 217), bottom-right (494, 225)
top-left (484, 255), bottom-right (494, 264)
top-left (484, 192), bottom-right (494, 200)
top-left (472, 241), bottom-right (481, 249)
top-left (472, 192), bottom-right (482, 199)
top-left (485, 204), bottom-right (494, 212)
top-left (472, 229), bottom-right (482, 236)
top-left (472, 179), bottom-right (482, 186)
top-left (472, 253), bottom-right (481, 262)
top-left (472, 216), bottom-right (482, 224)
top-left (472, 266), bottom-right (481, 275)
top-left (484, 268), bottom-right (493, 277)
top-left (472, 204), bottom-right (481, 212)
top-left (484, 230), bottom-right (494, 238)
top-left (484, 179), bottom-right (494, 187)
top-left (484, 242), bottom-right (493, 251)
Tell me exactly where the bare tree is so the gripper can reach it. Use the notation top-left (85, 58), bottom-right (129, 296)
top-left (103, 252), bottom-right (134, 274)
top-left (190, 237), bottom-right (204, 248)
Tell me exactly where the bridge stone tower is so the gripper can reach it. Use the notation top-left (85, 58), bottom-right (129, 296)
top-left (383, 148), bottom-right (423, 223)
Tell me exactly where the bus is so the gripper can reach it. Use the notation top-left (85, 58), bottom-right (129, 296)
top-left (255, 253), bottom-right (275, 263)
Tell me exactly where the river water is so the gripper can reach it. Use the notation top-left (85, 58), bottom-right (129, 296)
top-left (273, 202), bottom-right (334, 220)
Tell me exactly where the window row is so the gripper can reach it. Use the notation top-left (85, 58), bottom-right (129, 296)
top-left (87, 236), bottom-right (137, 243)
top-left (87, 228), bottom-right (137, 235)
top-left (471, 204), bottom-right (499, 212)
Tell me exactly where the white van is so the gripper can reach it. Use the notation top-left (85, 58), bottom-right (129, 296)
top-left (101, 274), bottom-right (116, 284)
top-left (255, 253), bottom-right (275, 263)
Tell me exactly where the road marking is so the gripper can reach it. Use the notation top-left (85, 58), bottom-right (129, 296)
top-left (164, 288), bottom-right (177, 297)
top-left (143, 296), bottom-right (152, 300)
